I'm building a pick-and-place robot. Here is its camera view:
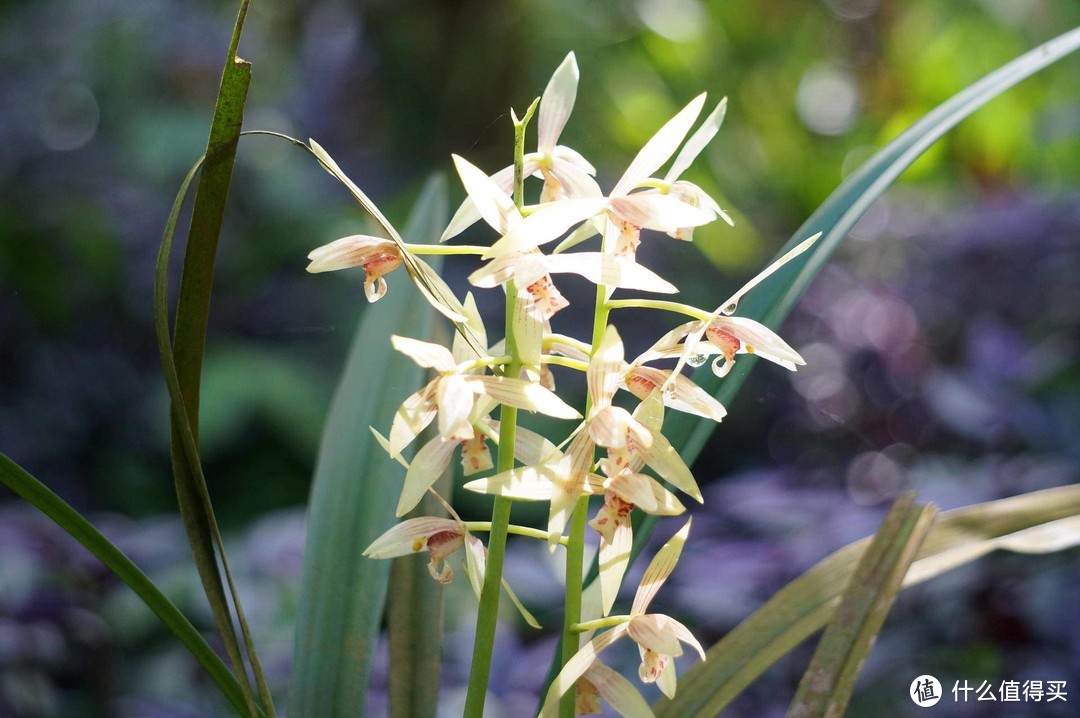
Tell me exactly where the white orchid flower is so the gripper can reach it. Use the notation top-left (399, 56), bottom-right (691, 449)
top-left (306, 234), bottom-right (402, 301)
top-left (442, 52), bottom-right (602, 242)
top-left (540, 520), bottom-right (705, 715)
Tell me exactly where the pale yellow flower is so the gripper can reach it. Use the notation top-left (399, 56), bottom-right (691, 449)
top-left (305, 234), bottom-right (402, 301)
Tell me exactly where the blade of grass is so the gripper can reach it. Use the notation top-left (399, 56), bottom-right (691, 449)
top-left (654, 484), bottom-right (1080, 717)
top-left (287, 179), bottom-right (447, 717)
top-left (157, 4), bottom-right (276, 712)
top-left (0, 452), bottom-right (257, 718)
top-left (786, 495), bottom-right (936, 718)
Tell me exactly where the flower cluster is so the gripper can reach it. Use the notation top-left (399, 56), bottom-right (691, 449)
top-left (307, 52), bottom-right (816, 716)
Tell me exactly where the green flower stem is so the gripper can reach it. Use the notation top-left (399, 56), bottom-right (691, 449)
top-left (573, 615), bottom-right (632, 633)
top-left (544, 333), bottom-right (593, 355)
top-left (464, 99), bottom-right (537, 718)
top-left (605, 298), bottom-right (713, 321)
top-left (542, 355), bottom-right (589, 372)
top-left (559, 275), bottom-right (614, 717)
top-left (464, 522), bottom-right (570, 546)
top-left (402, 243), bottom-right (489, 255)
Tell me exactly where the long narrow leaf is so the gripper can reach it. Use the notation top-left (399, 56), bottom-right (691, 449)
top-left (655, 484), bottom-right (1080, 717)
top-left (288, 182), bottom-right (448, 717)
top-left (556, 28), bottom-right (1080, 705)
top-left (786, 495), bottom-right (936, 718)
top-left (385, 176), bottom-right (452, 718)
top-left (0, 453), bottom-right (256, 718)
top-left (156, 3), bottom-right (276, 713)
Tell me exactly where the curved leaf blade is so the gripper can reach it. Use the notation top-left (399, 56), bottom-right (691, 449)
top-left (655, 484), bottom-right (1080, 717)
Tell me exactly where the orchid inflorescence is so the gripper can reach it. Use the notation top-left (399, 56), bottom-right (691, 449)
top-left (307, 52), bottom-right (818, 717)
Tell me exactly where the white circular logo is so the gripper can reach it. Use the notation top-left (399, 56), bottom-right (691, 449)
top-left (910, 675), bottom-right (942, 707)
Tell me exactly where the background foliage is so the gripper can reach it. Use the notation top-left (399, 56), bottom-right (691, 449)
top-left (1, 1), bottom-right (1078, 715)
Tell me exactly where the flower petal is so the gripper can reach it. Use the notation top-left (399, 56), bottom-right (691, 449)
top-left (462, 463), bottom-right (561, 501)
top-left (628, 614), bottom-right (684, 657)
top-left (595, 503), bottom-right (633, 616)
top-left (588, 325), bottom-right (625, 411)
top-left (583, 660), bottom-right (653, 718)
top-left (441, 164), bottom-right (515, 242)
top-left (452, 292), bottom-right (489, 365)
top-left (484, 198), bottom-right (607, 258)
top-left (451, 154), bottom-right (517, 235)
top-left (549, 159), bottom-right (603, 199)
top-left (436, 373), bottom-right (476, 441)
top-left (612, 93), bottom-right (706, 196)
top-left (306, 234), bottom-right (399, 273)
top-left (665, 97), bottom-right (727, 182)
top-left (608, 193), bottom-right (715, 232)
top-left (538, 624), bottom-right (630, 718)
top-left (543, 253), bottom-right (678, 294)
top-left (391, 335), bottom-right (456, 372)
top-left (472, 376), bottom-right (582, 419)
top-left (710, 315), bottom-right (805, 370)
top-left (631, 518), bottom-right (692, 615)
top-left (396, 435), bottom-right (459, 517)
top-left (538, 52), bottom-right (579, 151)
top-left (362, 516), bottom-right (463, 559)
top-left (624, 366), bottom-right (727, 423)
top-left (640, 429), bottom-right (701, 503)
top-left (388, 385), bottom-right (437, 456)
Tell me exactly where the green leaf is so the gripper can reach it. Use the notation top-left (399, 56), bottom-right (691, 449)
top-left (786, 494), bottom-right (936, 718)
top-left (288, 177), bottom-right (448, 718)
top-left (386, 176), bottom-right (451, 718)
top-left (0, 452), bottom-right (257, 718)
top-left (155, 2), bottom-right (274, 716)
top-left (654, 484), bottom-right (1080, 717)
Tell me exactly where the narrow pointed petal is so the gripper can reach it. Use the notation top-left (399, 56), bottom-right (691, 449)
top-left (597, 512), bottom-right (633, 616)
top-left (543, 253), bottom-right (678, 294)
top-left (609, 193), bottom-right (715, 232)
top-left (451, 155), bottom-right (517, 234)
top-left (538, 52), bottom-right (579, 151)
top-left (588, 406), bottom-right (637, 449)
top-left (538, 625), bottom-right (630, 718)
top-left (391, 335), bottom-right (456, 372)
top-left (640, 430), bottom-right (701, 502)
top-left (632, 518), bottom-right (692, 615)
top-left (613, 93), bottom-right (707, 196)
top-left (467, 253), bottom-right (519, 288)
top-left (588, 325), bottom-right (625, 410)
top-left (463, 532), bottom-right (487, 598)
top-left (388, 386), bottom-right (437, 456)
top-left (512, 290), bottom-right (545, 381)
top-left (442, 164), bottom-right (516, 241)
top-left (655, 657), bottom-right (678, 698)
top-left (552, 216), bottom-right (602, 254)
top-left (396, 435), bottom-right (459, 516)
top-left (436, 373), bottom-right (476, 441)
top-left (362, 516), bottom-right (462, 558)
top-left (583, 661), bottom-right (653, 718)
top-left (667, 616), bottom-right (706, 659)
top-left (452, 292), bottom-right (489, 365)
top-left (718, 232), bottom-right (821, 313)
top-left (511, 424), bottom-right (560, 465)
top-left (502, 578), bottom-right (542, 629)
top-left (548, 431), bottom-right (597, 542)
top-left (549, 160), bottom-right (603, 199)
top-left (462, 463), bottom-right (561, 501)
top-left (606, 472), bottom-right (669, 513)
top-left (369, 426), bottom-right (410, 469)
top-left (666, 97), bottom-right (727, 182)
top-left (551, 144), bottom-right (597, 176)
top-left (472, 376), bottom-right (582, 419)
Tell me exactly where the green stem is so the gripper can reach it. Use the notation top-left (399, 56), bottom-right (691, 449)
top-left (464, 522), bottom-right (570, 545)
top-left (464, 98), bottom-right (537, 718)
top-left (573, 615), bottom-right (632, 633)
top-left (606, 298), bottom-right (713, 321)
top-left (542, 355), bottom-right (589, 372)
top-left (558, 261), bottom-right (614, 717)
top-left (402, 243), bottom-right (489, 255)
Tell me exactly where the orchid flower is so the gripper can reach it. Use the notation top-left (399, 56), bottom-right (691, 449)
top-left (540, 520), bottom-right (705, 715)
top-left (600, 94), bottom-right (720, 260)
top-left (306, 234), bottom-right (402, 301)
top-left (640, 98), bottom-right (734, 242)
top-left (363, 514), bottom-right (540, 628)
top-left (442, 52), bottom-right (602, 242)
top-left (387, 333), bottom-right (580, 516)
